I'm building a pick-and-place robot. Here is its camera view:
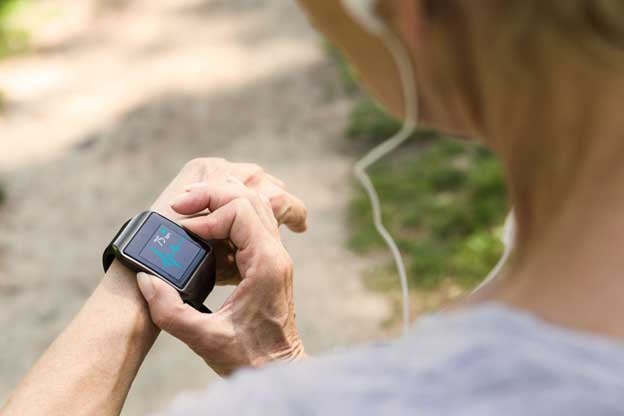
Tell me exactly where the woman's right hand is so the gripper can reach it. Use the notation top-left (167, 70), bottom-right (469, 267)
top-left (149, 157), bottom-right (308, 286)
top-left (137, 176), bottom-right (306, 376)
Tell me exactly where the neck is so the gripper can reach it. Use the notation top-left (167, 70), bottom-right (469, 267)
top-left (470, 66), bottom-right (624, 340)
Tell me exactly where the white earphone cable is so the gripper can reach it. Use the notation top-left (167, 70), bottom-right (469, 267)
top-left (471, 210), bottom-right (515, 293)
top-left (351, 3), bottom-right (514, 338)
top-left (354, 29), bottom-right (417, 337)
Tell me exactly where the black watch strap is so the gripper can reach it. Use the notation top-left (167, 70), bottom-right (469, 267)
top-left (103, 218), bottom-right (132, 272)
top-left (194, 303), bottom-right (212, 314)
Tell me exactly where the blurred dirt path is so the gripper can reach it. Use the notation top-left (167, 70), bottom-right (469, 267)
top-left (0, 0), bottom-right (391, 414)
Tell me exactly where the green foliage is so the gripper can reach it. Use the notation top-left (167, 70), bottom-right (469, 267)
top-left (347, 98), bottom-right (402, 142)
top-left (349, 138), bottom-right (508, 289)
top-left (0, 0), bottom-right (20, 15)
top-left (0, 0), bottom-right (29, 116)
top-left (329, 47), bottom-right (509, 290)
top-left (0, 0), bottom-right (29, 59)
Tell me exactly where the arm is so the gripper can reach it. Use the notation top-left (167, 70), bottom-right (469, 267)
top-left (1, 158), bottom-right (308, 414)
top-left (137, 176), bottom-right (308, 376)
top-left (1, 262), bottom-right (158, 416)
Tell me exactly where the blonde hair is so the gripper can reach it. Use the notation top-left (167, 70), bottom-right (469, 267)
top-left (430, 1), bottom-right (624, 57)
top-left (494, 0), bottom-right (624, 59)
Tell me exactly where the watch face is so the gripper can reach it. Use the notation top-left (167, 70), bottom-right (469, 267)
top-left (123, 212), bottom-right (208, 289)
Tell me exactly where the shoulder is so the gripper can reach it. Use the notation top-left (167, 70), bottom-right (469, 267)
top-left (156, 305), bottom-right (624, 416)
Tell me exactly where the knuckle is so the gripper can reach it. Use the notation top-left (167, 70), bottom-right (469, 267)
top-left (182, 157), bottom-right (227, 174)
top-left (180, 158), bottom-right (205, 177)
top-left (246, 189), bottom-right (264, 207)
top-left (182, 157), bottom-right (205, 171)
top-left (270, 192), bottom-right (287, 207)
top-left (232, 197), bottom-right (254, 213)
top-left (244, 163), bottom-right (265, 185)
top-left (209, 157), bottom-right (228, 166)
top-left (269, 247), bottom-right (293, 278)
top-left (271, 193), bottom-right (291, 215)
top-left (248, 163), bottom-right (264, 175)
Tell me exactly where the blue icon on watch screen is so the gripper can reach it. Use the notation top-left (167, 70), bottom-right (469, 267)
top-left (139, 225), bottom-right (201, 281)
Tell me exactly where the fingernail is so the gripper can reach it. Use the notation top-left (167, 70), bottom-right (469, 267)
top-left (137, 272), bottom-right (155, 301)
top-left (169, 192), bottom-right (192, 208)
top-left (185, 182), bottom-right (208, 192)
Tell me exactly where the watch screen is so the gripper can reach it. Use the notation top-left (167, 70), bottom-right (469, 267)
top-left (140, 225), bottom-right (201, 281)
top-left (123, 213), bottom-right (207, 288)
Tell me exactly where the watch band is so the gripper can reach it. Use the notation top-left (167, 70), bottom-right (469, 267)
top-left (103, 218), bottom-right (132, 273)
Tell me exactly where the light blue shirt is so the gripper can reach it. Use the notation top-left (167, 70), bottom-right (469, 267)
top-left (154, 305), bottom-right (624, 415)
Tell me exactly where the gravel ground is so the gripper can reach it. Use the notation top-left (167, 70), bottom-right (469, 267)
top-left (0, 1), bottom-right (391, 414)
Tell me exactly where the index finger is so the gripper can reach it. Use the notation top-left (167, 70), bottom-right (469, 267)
top-left (179, 197), bottom-right (273, 255)
top-left (230, 163), bottom-right (307, 232)
top-left (178, 180), bottom-right (308, 233)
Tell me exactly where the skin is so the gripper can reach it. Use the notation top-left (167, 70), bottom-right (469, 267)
top-left (300, 0), bottom-right (624, 338)
top-left (2, 159), bottom-right (308, 414)
top-left (6, 0), bottom-right (624, 414)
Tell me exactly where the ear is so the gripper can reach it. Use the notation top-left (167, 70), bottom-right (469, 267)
top-left (367, 0), bottom-right (429, 121)
top-left (297, 0), bottom-right (420, 120)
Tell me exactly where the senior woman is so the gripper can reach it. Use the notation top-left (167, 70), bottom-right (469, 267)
top-left (3, 0), bottom-right (624, 415)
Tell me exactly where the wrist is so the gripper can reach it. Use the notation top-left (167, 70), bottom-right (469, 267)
top-left (93, 260), bottom-right (159, 341)
top-left (273, 336), bottom-right (307, 362)
top-left (3, 261), bottom-right (160, 416)
top-left (251, 331), bottom-right (307, 368)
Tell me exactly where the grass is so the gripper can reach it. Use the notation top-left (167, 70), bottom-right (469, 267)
top-left (349, 138), bottom-right (508, 290)
top-left (329, 47), bottom-right (509, 292)
top-left (347, 98), bottom-right (403, 143)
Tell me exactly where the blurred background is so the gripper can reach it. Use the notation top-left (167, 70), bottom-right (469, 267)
top-left (0, 0), bottom-right (507, 414)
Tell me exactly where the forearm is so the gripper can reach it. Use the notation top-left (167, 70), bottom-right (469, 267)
top-left (2, 262), bottom-right (159, 416)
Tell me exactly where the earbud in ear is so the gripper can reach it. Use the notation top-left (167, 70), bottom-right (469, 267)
top-left (341, 0), bottom-right (386, 35)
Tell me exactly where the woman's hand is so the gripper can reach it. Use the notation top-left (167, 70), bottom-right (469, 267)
top-left (151, 157), bottom-right (307, 285)
top-left (138, 174), bottom-right (306, 376)
top-left (1, 158), bottom-right (307, 415)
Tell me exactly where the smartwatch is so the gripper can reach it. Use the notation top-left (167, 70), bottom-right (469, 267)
top-left (103, 211), bottom-right (216, 312)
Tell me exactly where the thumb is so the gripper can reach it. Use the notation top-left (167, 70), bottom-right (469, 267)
top-left (137, 272), bottom-right (205, 342)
